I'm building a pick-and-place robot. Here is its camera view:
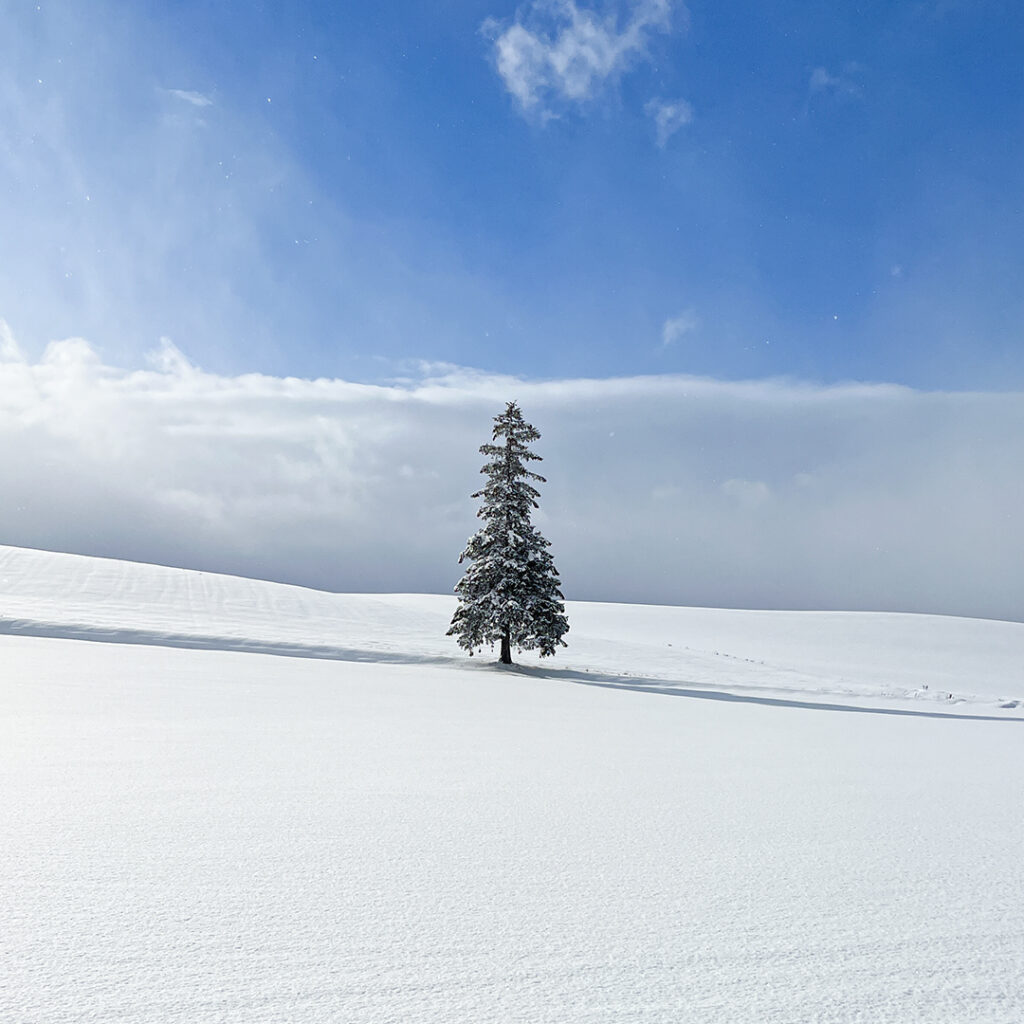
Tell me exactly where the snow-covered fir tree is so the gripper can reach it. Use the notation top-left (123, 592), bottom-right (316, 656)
top-left (448, 401), bottom-right (569, 665)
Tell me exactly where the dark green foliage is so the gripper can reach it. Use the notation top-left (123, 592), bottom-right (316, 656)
top-left (448, 402), bottom-right (569, 664)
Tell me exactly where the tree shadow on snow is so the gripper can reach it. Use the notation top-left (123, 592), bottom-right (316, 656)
top-left (505, 662), bottom-right (1024, 723)
top-left (5, 617), bottom-right (1021, 722)
top-left (0, 618), bottom-right (465, 669)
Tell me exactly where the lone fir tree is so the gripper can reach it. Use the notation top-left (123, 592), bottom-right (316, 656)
top-left (448, 402), bottom-right (569, 665)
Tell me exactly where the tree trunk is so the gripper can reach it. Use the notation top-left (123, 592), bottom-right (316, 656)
top-left (500, 631), bottom-right (512, 665)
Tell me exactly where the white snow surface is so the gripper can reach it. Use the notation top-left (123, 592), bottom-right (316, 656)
top-left (2, 545), bottom-right (1023, 1023)
top-left (1, 544), bottom-right (1022, 710)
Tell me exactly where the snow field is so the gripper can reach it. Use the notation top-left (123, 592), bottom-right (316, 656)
top-left (2, 546), bottom-right (1023, 1022)
top-left (1, 544), bottom-right (1022, 710)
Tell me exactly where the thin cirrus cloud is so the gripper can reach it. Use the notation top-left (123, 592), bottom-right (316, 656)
top-left (165, 88), bottom-right (214, 108)
top-left (661, 309), bottom-right (699, 346)
top-left (0, 3), bottom-right (332, 376)
top-left (646, 97), bottom-right (693, 146)
top-left (484, 0), bottom-right (676, 115)
top-left (2, 321), bottom-right (1023, 622)
top-left (808, 64), bottom-right (862, 101)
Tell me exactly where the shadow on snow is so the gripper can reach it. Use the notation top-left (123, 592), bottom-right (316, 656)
top-left (505, 662), bottom-right (1024, 724)
top-left (3, 617), bottom-right (1020, 722)
top-left (0, 618), bottom-right (462, 669)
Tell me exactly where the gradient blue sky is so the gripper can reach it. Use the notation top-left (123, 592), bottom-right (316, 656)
top-left (3, 0), bottom-right (1022, 388)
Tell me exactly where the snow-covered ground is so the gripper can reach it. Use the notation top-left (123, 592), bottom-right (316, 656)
top-left (2, 545), bottom-right (1022, 710)
top-left (2, 546), bottom-right (1022, 1022)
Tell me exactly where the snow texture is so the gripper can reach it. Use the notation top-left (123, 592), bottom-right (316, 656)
top-left (2, 545), bottom-right (1023, 1023)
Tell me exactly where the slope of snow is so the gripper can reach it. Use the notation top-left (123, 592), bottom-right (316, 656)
top-left (2, 546), bottom-right (1024, 1023)
top-left (0, 544), bottom-right (1021, 709)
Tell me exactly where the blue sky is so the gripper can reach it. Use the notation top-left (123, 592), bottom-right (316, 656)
top-left (3, 0), bottom-right (1022, 388)
top-left (2, 1), bottom-right (1024, 615)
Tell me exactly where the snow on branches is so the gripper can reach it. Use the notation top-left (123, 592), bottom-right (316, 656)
top-left (448, 402), bottom-right (569, 664)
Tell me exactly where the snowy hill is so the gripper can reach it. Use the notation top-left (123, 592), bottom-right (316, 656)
top-left (3, 546), bottom-right (1023, 1023)
top-left (0, 544), bottom-right (1021, 711)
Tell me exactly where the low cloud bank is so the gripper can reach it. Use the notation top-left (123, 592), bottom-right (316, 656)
top-left (1, 327), bottom-right (1022, 621)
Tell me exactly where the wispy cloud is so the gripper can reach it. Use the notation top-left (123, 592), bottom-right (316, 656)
top-left (0, 2), bottom-right (377, 375)
top-left (2, 323), bottom-right (1023, 621)
top-left (645, 96), bottom-right (693, 146)
top-left (484, 0), bottom-right (676, 116)
top-left (165, 88), bottom-right (213, 108)
top-left (0, 320), bottom-right (23, 361)
top-left (913, 0), bottom-right (971, 19)
top-left (661, 308), bottom-right (699, 346)
top-left (0, 1), bottom-right (534, 382)
top-left (807, 64), bottom-right (862, 102)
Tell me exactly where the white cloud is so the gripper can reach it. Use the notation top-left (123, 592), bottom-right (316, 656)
top-left (809, 67), bottom-right (839, 94)
top-left (808, 64), bottom-right (861, 101)
top-left (484, 0), bottom-right (675, 115)
top-left (662, 308), bottom-right (699, 346)
top-left (646, 96), bottom-right (693, 146)
top-left (166, 88), bottom-right (213, 108)
top-left (2, 323), bottom-right (1024, 622)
